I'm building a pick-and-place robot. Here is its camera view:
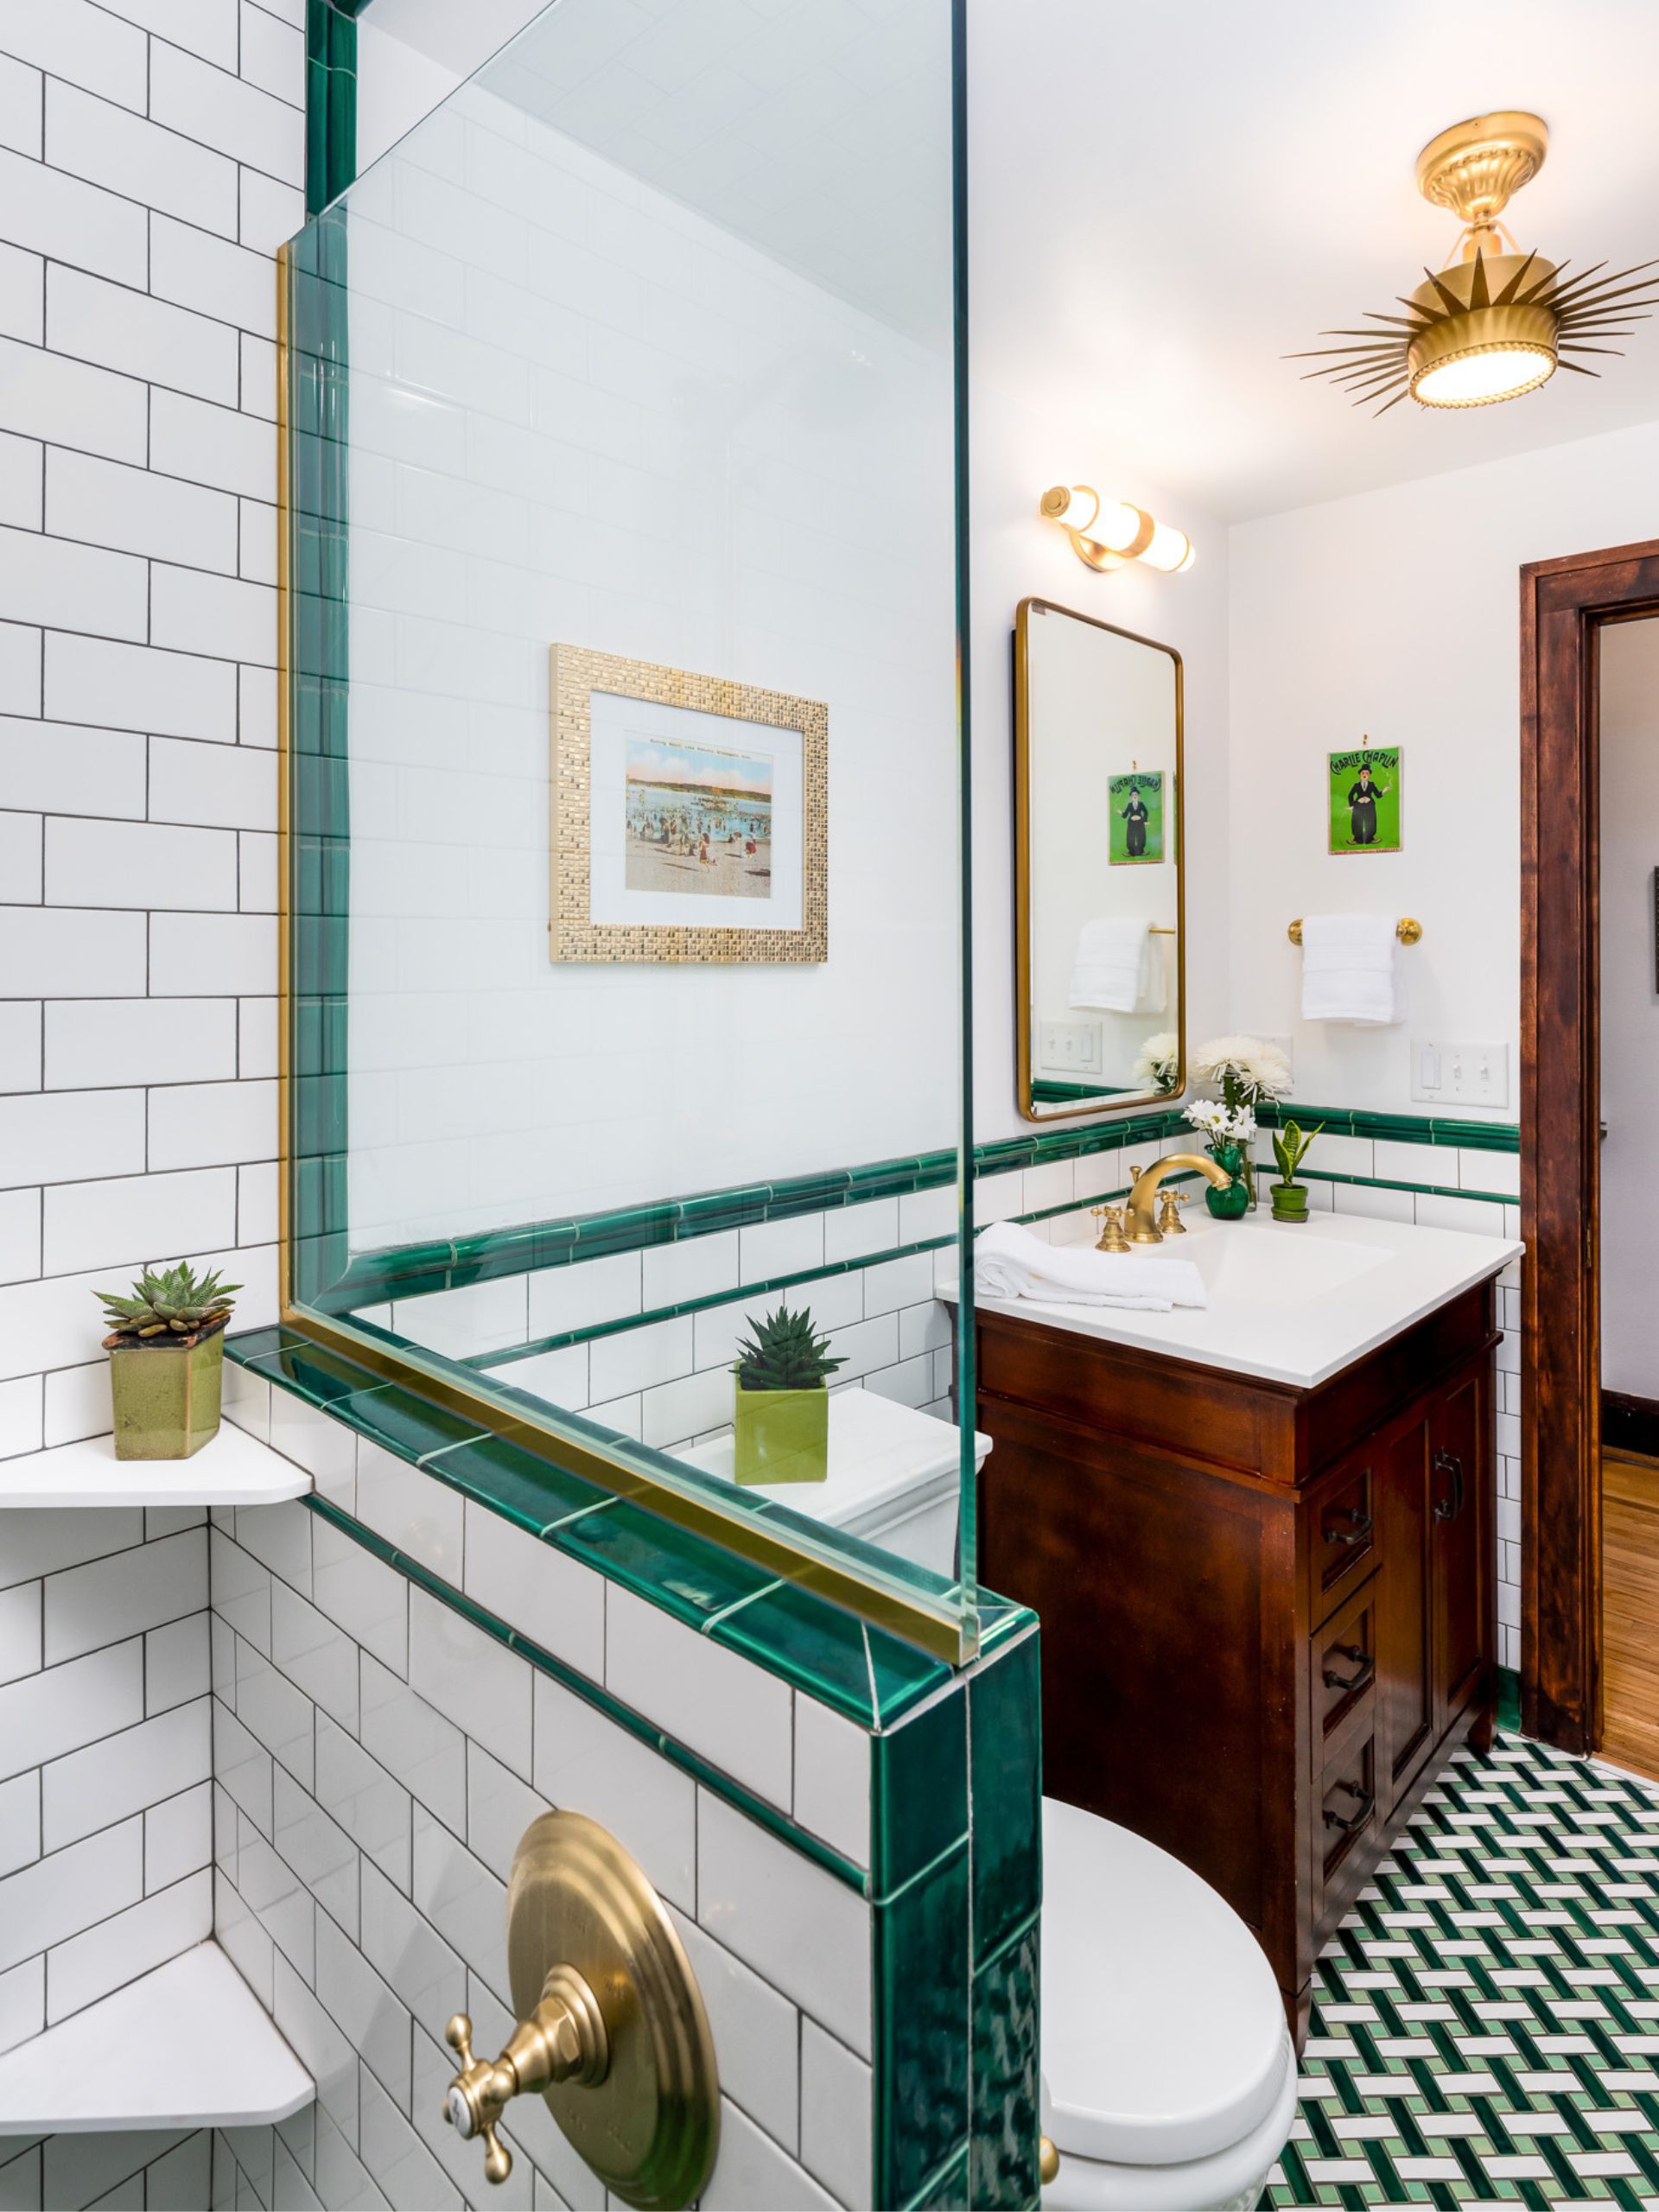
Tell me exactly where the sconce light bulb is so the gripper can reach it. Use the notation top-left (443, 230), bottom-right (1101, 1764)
top-left (1090, 501), bottom-right (1146, 556)
top-left (1140, 521), bottom-right (1194, 574)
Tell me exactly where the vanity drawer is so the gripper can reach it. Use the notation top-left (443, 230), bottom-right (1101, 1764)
top-left (1318, 1716), bottom-right (1378, 1887)
top-left (1313, 1576), bottom-right (1378, 1750)
top-left (1307, 1454), bottom-right (1380, 1624)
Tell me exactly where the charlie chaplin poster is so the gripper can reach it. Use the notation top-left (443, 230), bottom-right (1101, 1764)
top-left (1109, 770), bottom-right (1165, 865)
top-left (1328, 746), bottom-right (1402, 855)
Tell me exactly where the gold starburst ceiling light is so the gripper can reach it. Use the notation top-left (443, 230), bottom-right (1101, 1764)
top-left (1293, 111), bottom-right (1659, 415)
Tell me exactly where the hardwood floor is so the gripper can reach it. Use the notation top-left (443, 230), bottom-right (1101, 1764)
top-left (1600, 1449), bottom-right (1659, 1779)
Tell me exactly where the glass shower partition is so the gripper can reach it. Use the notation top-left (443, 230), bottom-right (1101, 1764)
top-left (280, 0), bottom-right (976, 1657)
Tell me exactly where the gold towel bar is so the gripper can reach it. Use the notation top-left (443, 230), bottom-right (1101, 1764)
top-left (1288, 917), bottom-right (1421, 946)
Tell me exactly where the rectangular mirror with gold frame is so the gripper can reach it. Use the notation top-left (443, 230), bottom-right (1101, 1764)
top-left (1014, 596), bottom-right (1185, 1119)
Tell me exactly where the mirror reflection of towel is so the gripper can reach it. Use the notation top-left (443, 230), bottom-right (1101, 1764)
top-left (1069, 918), bottom-right (1163, 1013)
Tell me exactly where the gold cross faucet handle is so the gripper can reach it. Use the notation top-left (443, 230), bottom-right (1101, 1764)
top-left (1090, 1204), bottom-right (1130, 1255)
top-left (1156, 1189), bottom-right (1188, 1234)
top-left (444, 1968), bottom-right (610, 2185)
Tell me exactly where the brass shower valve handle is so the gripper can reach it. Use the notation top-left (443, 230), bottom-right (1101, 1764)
top-left (443, 1967), bottom-right (611, 2184)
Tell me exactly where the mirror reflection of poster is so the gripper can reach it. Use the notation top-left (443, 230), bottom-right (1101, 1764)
top-left (1109, 769), bottom-right (1165, 865)
top-left (1328, 744), bottom-right (1402, 855)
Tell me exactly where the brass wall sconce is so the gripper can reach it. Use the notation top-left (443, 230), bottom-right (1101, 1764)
top-left (443, 1810), bottom-right (719, 2206)
top-left (1039, 485), bottom-right (1196, 575)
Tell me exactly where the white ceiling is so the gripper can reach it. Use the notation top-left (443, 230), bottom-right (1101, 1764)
top-left (365, 0), bottom-right (1659, 524)
top-left (969, 0), bottom-right (1659, 520)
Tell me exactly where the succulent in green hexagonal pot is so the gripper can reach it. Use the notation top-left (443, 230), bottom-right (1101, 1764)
top-left (93, 1262), bottom-right (239, 1459)
top-left (731, 1302), bottom-right (844, 1485)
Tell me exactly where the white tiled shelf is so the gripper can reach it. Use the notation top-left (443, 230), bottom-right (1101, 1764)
top-left (0, 1942), bottom-right (312, 2133)
top-left (0, 1425), bottom-right (311, 1509)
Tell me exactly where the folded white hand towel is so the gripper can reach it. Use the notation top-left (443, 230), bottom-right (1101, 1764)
top-left (973, 1219), bottom-right (1208, 1313)
top-left (1300, 913), bottom-right (1404, 1026)
top-left (1069, 917), bottom-right (1158, 1014)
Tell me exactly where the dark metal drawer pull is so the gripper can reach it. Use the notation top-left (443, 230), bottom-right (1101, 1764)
top-left (1324, 1508), bottom-right (1373, 1548)
top-left (1324, 1780), bottom-right (1375, 1834)
top-left (1432, 1447), bottom-right (1466, 1522)
top-left (1323, 1644), bottom-right (1374, 1693)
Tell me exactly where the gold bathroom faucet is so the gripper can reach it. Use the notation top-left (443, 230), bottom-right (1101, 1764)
top-left (1124, 1153), bottom-right (1236, 1243)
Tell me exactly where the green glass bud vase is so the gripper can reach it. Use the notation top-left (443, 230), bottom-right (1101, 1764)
top-left (1205, 1141), bottom-right (1251, 1220)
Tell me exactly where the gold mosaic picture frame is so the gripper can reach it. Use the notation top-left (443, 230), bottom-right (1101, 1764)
top-left (550, 645), bottom-right (828, 964)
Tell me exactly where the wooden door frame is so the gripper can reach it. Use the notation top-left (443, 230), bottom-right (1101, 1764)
top-left (1520, 537), bottom-right (1659, 1753)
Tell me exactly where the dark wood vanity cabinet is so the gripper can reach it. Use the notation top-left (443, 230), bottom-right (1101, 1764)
top-left (975, 1278), bottom-right (1501, 2039)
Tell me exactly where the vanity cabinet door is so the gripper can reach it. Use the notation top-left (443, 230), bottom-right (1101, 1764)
top-left (1430, 1365), bottom-right (1490, 1729)
top-left (1373, 1410), bottom-right (1435, 1815)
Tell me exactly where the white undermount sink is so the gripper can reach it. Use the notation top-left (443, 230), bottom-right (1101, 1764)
top-left (944, 1207), bottom-right (1523, 1389)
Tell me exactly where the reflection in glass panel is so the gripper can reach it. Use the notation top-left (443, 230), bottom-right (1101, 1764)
top-left (283, 0), bottom-right (972, 1650)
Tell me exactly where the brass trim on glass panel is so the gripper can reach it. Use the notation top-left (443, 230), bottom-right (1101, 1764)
top-left (1013, 595), bottom-right (1185, 1123)
top-left (273, 1302), bottom-right (974, 1663)
top-left (276, 243), bottom-right (294, 1318)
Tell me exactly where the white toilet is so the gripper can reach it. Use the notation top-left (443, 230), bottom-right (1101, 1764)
top-left (1039, 1796), bottom-right (1299, 2211)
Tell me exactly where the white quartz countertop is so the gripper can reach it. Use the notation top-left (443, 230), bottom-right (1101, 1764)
top-left (939, 1209), bottom-right (1522, 1390)
top-left (0, 1423), bottom-right (312, 1509)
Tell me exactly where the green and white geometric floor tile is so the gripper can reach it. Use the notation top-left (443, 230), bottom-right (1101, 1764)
top-left (1266, 1733), bottom-right (1659, 2211)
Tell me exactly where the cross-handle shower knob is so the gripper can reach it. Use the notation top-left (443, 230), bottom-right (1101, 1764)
top-left (443, 1966), bottom-right (611, 2185)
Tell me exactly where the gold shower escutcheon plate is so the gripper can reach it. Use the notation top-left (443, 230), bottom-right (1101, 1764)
top-left (507, 1811), bottom-right (719, 2209)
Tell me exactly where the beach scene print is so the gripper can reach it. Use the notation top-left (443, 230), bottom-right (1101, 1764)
top-left (624, 737), bottom-right (773, 899)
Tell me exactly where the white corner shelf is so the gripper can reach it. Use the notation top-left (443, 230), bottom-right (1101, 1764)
top-left (0, 1942), bottom-right (314, 2133)
top-left (0, 1424), bottom-right (312, 1510)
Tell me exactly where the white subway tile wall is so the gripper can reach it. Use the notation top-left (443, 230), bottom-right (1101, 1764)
top-left (0, 6), bottom-right (294, 2199)
top-left (0, 0), bottom-right (290, 1454)
top-left (205, 1395), bottom-right (876, 2211)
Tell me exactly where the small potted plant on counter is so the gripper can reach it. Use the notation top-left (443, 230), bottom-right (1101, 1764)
top-left (93, 1262), bottom-right (238, 1459)
top-left (731, 1302), bottom-right (843, 1485)
top-left (1268, 1120), bottom-right (1324, 1223)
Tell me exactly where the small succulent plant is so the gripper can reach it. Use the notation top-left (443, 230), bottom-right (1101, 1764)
top-left (732, 1304), bottom-right (844, 1393)
top-left (1270, 1119), bottom-right (1324, 1188)
top-left (95, 1262), bottom-right (239, 1344)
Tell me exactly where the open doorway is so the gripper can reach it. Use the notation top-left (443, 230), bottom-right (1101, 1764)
top-left (1522, 542), bottom-right (1659, 1757)
top-left (1599, 617), bottom-right (1659, 1775)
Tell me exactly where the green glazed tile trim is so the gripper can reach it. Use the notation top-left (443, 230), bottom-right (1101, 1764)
top-left (1259, 1100), bottom-right (1519, 1152)
top-left (1497, 1662), bottom-right (1521, 1732)
top-left (317, 1097), bottom-right (1516, 1319)
top-left (225, 1325), bottom-right (1003, 1725)
top-left (969, 1916), bottom-right (1041, 2212)
top-left (302, 1491), bottom-right (868, 1896)
top-left (306, 0), bottom-right (363, 215)
top-left (871, 1682), bottom-right (969, 1899)
top-left (874, 1833), bottom-right (971, 2207)
top-left (1298, 1166), bottom-right (1517, 1209)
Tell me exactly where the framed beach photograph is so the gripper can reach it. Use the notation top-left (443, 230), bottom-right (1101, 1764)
top-left (1108, 768), bottom-right (1165, 865)
top-left (550, 645), bottom-right (828, 963)
top-left (1328, 743), bottom-right (1402, 855)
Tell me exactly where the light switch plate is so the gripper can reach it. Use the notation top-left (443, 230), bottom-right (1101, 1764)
top-left (1037, 1020), bottom-right (1102, 1075)
top-left (1411, 1040), bottom-right (1509, 1108)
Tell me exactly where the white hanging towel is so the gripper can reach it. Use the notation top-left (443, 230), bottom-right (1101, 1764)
top-left (973, 1219), bottom-right (1207, 1313)
top-left (1300, 913), bottom-right (1404, 1025)
top-left (1068, 918), bottom-right (1163, 1014)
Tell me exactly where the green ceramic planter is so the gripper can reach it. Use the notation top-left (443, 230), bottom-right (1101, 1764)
top-left (1270, 1182), bottom-right (1310, 1223)
top-left (108, 1324), bottom-right (226, 1459)
top-left (734, 1384), bottom-right (830, 1485)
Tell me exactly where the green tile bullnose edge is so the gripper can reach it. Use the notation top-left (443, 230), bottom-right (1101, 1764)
top-left (226, 1325), bottom-right (1033, 1732)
